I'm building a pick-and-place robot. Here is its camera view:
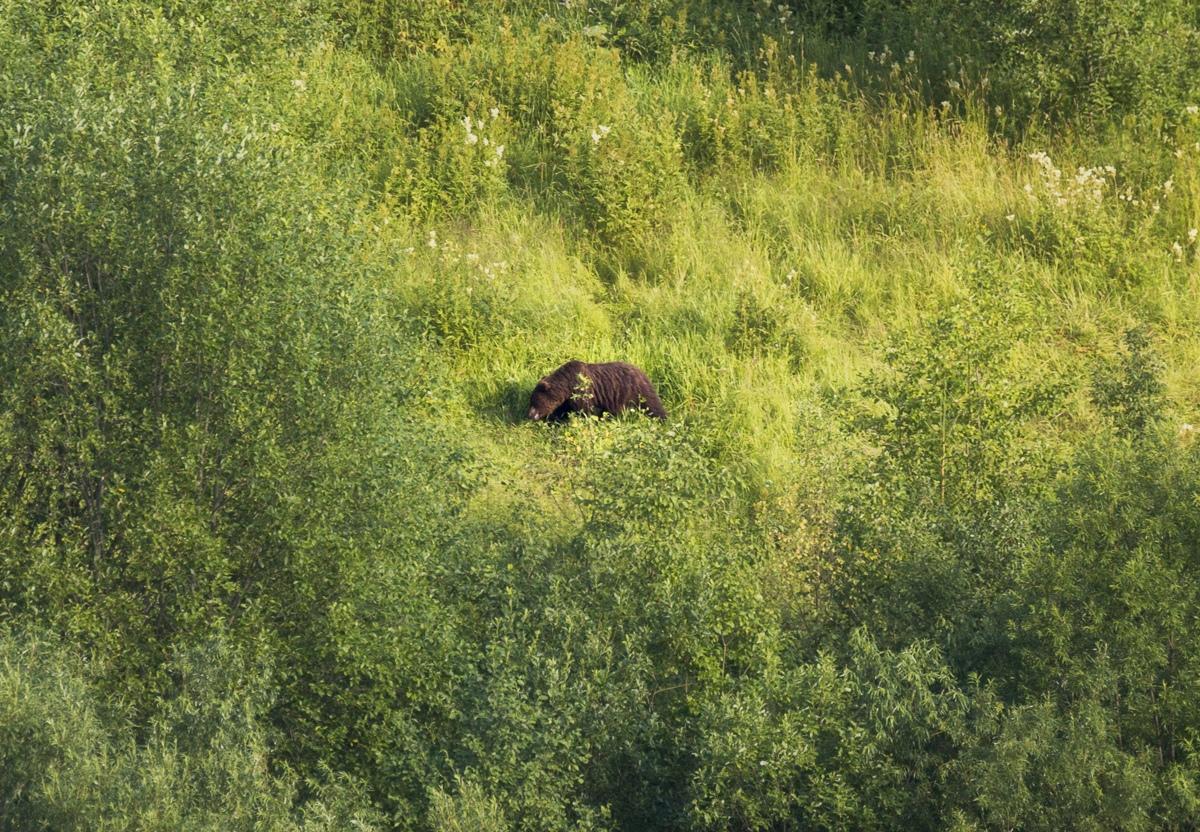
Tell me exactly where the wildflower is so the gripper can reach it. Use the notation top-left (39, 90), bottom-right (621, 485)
top-left (1024, 183), bottom-right (1034, 195)
top-left (941, 100), bottom-right (950, 109)
top-left (462, 116), bottom-right (479, 145)
top-left (1181, 423), bottom-right (1196, 437)
top-left (1187, 105), bottom-right (1199, 115)
top-left (427, 229), bottom-right (438, 249)
top-left (591, 124), bottom-right (611, 144)
top-left (1006, 214), bottom-right (1016, 222)
top-left (1189, 228), bottom-right (1198, 245)
top-left (1172, 241), bottom-right (1184, 261)
top-left (994, 105), bottom-right (1003, 117)
top-left (906, 50), bottom-right (915, 63)
top-left (291, 78), bottom-right (306, 91)
top-left (489, 107), bottom-right (500, 119)
top-left (484, 144), bottom-right (505, 168)
top-left (1163, 178), bottom-right (1174, 194)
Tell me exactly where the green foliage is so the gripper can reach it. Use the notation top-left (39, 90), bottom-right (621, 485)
top-left (689, 633), bottom-right (979, 830)
top-left (0, 630), bottom-right (384, 831)
top-left (428, 778), bottom-right (509, 832)
top-left (1092, 325), bottom-right (1167, 437)
top-left (822, 301), bottom-right (1066, 667)
top-left (801, 0), bottom-right (1200, 126)
top-left (4, 0), bottom-right (1200, 829)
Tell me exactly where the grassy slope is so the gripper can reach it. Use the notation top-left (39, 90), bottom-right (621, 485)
top-left (401, 92), bottom-right (1200, 499)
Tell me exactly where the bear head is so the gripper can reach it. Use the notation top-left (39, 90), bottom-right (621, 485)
top-left (527, 362), bottom-right (582, 421)
top-left (527, 377), bottom-right (569, 421)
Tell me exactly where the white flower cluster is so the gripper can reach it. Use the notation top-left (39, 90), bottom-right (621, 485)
top-left (590, 124), bottom-right (611, 144)
top-left (1026, 151), bottom-right (1115, 207)
top-left (866, 45), bottom-right (894, 65)
top-left (463, 112), bottom-right (506, 167)
top-left (750, 0), bottom-right (795, 33)
top-left (480, 259), bottom-right (509, 280)
top-left (1171, 228), bottom-right (1198, 262)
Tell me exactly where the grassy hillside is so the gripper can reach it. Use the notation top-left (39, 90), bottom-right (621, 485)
top-left (3, 0), bottom-right (1200, 829)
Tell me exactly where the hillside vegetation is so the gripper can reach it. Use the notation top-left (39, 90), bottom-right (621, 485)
top-left (3, 0), bottom-right (1200, 829)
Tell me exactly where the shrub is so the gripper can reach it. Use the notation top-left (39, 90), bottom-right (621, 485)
top-left (0, 630), bottom-right (384, 831)
top-left (796, 0), bottom-right (1200, 126)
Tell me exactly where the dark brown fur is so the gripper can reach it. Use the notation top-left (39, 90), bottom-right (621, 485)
top-left (527, 360), bottom-right (667, 422)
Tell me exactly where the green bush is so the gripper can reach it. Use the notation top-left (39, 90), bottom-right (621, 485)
top-left (799, 0), bottom-right (1200, 125)
top-left (689, 633), bottom-right (979, 830)
top-left (0, 631), bottom-right (383, 831)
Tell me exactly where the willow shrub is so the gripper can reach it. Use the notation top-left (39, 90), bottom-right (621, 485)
top-left (0, 630), bottom-right (384, 831)
top-left (0, 0), bottom-right (466, 726)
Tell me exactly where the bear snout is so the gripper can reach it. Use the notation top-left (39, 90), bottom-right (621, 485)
top-left (528, 407), bottom-right (541, 421)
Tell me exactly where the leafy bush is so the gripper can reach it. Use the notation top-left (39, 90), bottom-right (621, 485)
top-left (689, 633), bottom-right (979, 830)
top-left (0, 631), bottom-right (383, 831)
top-left (796, 0), bottom-right (1200, 125)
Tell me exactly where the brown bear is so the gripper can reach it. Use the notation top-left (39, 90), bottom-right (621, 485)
top-left (527, 360), bottom-right (667, 421)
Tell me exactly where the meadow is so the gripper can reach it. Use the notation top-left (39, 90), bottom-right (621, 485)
top-left (2, 0), bottom-right (1200, 828)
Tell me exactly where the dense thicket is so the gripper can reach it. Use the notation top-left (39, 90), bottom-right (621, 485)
top-left (2, 0), bottom-right (1199, 829)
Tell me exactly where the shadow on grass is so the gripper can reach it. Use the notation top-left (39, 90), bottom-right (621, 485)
top-left (474, 379), bottom-right (532, 425)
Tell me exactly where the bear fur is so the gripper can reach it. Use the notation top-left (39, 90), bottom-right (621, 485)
top-left (527, 360), bottom-right (667, 421)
